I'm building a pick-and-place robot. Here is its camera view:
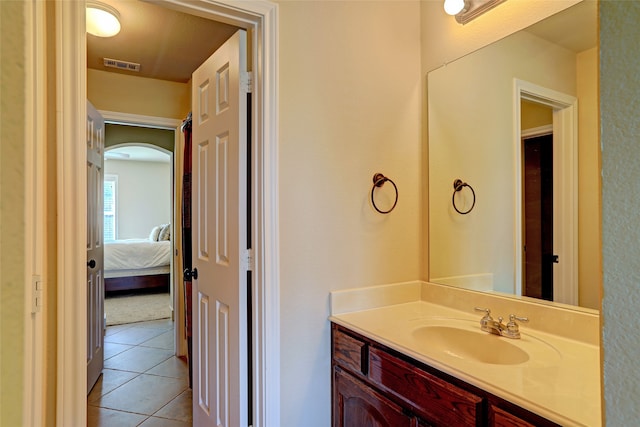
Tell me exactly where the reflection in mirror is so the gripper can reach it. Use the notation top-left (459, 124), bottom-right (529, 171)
top-left (428, 1), bottom-right (599, 310)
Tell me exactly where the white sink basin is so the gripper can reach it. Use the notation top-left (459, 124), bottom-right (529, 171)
top-left (409, 318), bottom-right (561, 367)
top-left (412, 325), bottom-right (529, 365)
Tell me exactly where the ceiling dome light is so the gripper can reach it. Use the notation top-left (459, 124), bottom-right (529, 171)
top-left (444, 0), bottom-right (467, 16)
top-left (86, 1), bottom-right (121, 37)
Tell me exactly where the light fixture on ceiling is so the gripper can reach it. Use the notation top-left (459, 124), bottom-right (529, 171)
top-left (444, 0), bottom-right (506, 25)
top-left (86, 1), bottom-right (121, 37)
top-left (444, 0), bottom-right (468, 16)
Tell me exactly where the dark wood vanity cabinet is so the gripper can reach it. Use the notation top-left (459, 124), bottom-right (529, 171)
top-left (334, 368), bottom-right (415, 427)
top-left (331, 323), bottom-right (560, 427)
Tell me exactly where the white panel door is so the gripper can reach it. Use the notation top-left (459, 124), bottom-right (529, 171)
top-left (87, 101), bottom-right (105, 393)
top-left (191, 30), bottom-right (248, 427)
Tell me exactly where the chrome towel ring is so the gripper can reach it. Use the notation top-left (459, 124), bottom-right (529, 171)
top-left (371, 173), bottom-right (398, 214)
top-left (452, 178), bottom-right (476, 215)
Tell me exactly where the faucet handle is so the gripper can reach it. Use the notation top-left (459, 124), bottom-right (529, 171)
top-left (503, 314), bottom-right (529, 339)
top-left (508, 314), bottom-right (529, 324)
top-left (474, 307), bottom-right (492, 318)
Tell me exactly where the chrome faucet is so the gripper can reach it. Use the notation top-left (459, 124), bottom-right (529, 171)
top-left (474, 307), bottom-right (528, 339)
top-left (474, 307), bottom-right (502, 335)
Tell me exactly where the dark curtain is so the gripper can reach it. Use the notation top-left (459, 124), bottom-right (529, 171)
top-left (181, 113), bottom-right (193, 387)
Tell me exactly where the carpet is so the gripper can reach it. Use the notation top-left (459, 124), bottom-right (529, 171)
top-left (105, 292), bottom-right (172, 326)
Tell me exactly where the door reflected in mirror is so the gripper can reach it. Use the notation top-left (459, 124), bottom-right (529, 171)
top-left (427, 1), bottom-right (599, 310)
top-left (522, 121), bottom-right (554, 301)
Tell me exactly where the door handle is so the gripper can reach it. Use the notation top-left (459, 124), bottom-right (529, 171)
top-left (87, 259), bottom-right (97, 269)
top-left (184, 268), bottom-right (198, 281)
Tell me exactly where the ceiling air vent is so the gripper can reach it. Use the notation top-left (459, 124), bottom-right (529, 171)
top-left (103, 58), bottom-right (141, 72)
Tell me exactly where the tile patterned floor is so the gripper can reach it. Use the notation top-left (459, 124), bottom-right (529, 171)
top-left (87, 320), bottom-right (192, 427)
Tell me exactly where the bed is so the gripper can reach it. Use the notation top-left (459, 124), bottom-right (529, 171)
top-left (104, 238), bottom-right (172, 292)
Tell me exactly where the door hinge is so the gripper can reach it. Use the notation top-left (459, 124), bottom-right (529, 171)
top-left (32, 275), bottom-right (43, 314)
top-left (243, 248), bottom-right (254, 271)
top-left (241, 71), bottom-right (253, 93)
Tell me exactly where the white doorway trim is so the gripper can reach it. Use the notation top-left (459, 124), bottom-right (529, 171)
top-left (513, 78), bottom-right (578, 305)
top-left (23, 1), bottom-right (46, 425)
top-left (54, 1), bottom-right (280, 426)
top-left (99, 110), bottom-right (181, 130)
top-left (521, 124), bottom-right (553, 139)
top-left (100, 112), bottom-right (186, 358)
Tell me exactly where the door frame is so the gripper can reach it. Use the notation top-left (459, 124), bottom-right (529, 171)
top-left (53, 1), bottom-right (280, 426)
top-left (100, 111), bottom-right (186, 358)
top-left (513, 79), bottom-right (578, 305)
top-left (23, 1), bottom-right (46, 425)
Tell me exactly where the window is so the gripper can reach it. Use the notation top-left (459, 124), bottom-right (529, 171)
top-left (104, 174), bottom-right (117, 241)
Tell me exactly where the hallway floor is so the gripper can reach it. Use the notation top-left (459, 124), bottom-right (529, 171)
top-left (87, 319), bottom-right (192, 427)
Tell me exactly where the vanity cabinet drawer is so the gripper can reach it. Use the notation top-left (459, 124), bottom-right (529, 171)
top-left (368, 347), bottom-right (483, 426)
top-left (489, 404), bottom-right (535, 427)
top-left (488, 403), bottom-right (559, 427)
top-left (332, 328), bottom-right (367, 375)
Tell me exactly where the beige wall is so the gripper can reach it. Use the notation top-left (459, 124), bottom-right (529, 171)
top-left (521, 100), bottom-right (553, 129)
top-left (0, 1), bottom-right (25, 425)
top-left (277, 1), bottom-right (422, 424)
top-left (87, 68), bottom-right (190, 120)
top-left (601, 1), bottom-right (640, 424)
top-left (104, 159), bottom-right (172, 240)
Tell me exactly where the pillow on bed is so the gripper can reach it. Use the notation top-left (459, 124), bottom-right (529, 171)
top-left (159, 224), bottom-right (171, 241)
top-left (149, 225), bottom-right (162, 241)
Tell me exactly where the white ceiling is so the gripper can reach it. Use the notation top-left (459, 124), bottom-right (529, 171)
top-left (87, 0), bottom-right (240, 83)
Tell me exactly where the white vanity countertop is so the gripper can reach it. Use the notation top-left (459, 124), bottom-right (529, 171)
top-left (329, 282), bottom-right (601, 427)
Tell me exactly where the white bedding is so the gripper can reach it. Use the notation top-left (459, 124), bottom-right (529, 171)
top-left (105, 239), bottom-right (171, 273)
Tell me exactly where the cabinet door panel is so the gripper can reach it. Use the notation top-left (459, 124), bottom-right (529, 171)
top-left (334, 368), bottom-right (413, 427)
